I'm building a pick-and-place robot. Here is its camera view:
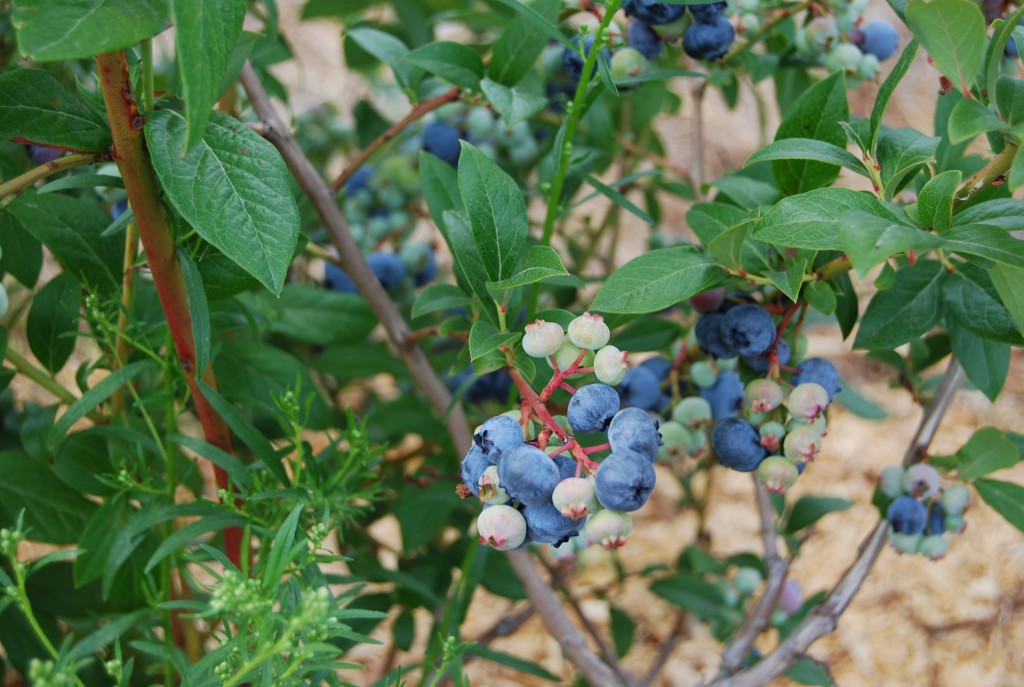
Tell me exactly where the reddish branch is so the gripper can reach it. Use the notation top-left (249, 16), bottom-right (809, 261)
top-left (95, 51), bottom-right (242, 569)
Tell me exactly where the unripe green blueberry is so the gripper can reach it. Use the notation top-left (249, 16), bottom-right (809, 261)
top-left (759, 421), bottom-right (786, 453)
top-left (745, 379), bottom-right (783, 413)
top-left (595, 345), bottom-right (629, 385)
top-left (737, 0), bottom-right (759, 11)
top-left (944, 513), bottom-right (966, 533)
top-left (941, 485), bottom-right (970, 515)
top-left (687, 427), bottom-right (708, 455)
top-left (552, 477), bottom-right (598, 520)
top-left (476, 140), bottom-right (499, 161)
top-left (672, 396), bottom-right (713, 428)
top-left (803, 16), bottom-right (839, 53)
top-left (786, 382), bottom-right (829, 423)
top-left (825, 43), bottom-right (864, 73)
top-left (733, 566), bottom-right (763, 596)
top-left (585, 509), bottom-right (633, 550)
top-left (739, 13), bottom-right (759, 32)
top-left (757, 456), bottom-right (800, 493)
top-left (466, 106), bottom-right (496, 139)
top-left (523, 319), bottom-right (565, 358)
top-left (858, 53), bottom-right (880, 79)
top-left (691, 360), bottom-right (718, 388)
top-left (786, 413), bottom-right (827, 436)
top-left (782, 427), bottom-right (822, 464)
top-left (658, 421), bottom-right (694, 461)
top-left (0, 284), bottom-right (9, 319)
top-left (610, 47), bottom-right (649, 81)
top-left (548, 340), bottom-right (595, 377)
top-left (717, 357), bottom-right (739, 371)
top-left (508, 136), bottom-right (539, 165)
top-left (651, 16), bottom-right (689, 40)
top-left (918, 534), bottom-right (949, 560)
top-left (568, 312), bottom-right (611, 350)
top-left (887, 529), bottom-right (922, 554)
top-left (478, 466), bottom-right (510, 505)
top-left (902, 463), bottom-right (941, 499)
top-left (878, 465), bottom-right (906, 498)
top-left (477, 505), bottom-right (527, 550)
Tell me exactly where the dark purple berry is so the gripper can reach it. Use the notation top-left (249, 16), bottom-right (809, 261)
top-left (346, 166), bottom-right (374, 195)
top-left (695, 313), bottom-right (737, 359)
top-left (366, 252), bottom-right (406, 292)
top-left (423, 122), bottom-right (462, 167)
top-left (474, 415), bottom-right (525, 462)
top-left (623, 0), bottom-right (686, 25)
top-left (688, 1), bottom-right (727, 22)
top-left (711, 418), bottom-right (767, 472)
top-left (683, 15), bottom-right (735, 61)
top-left (628, 20), bottom-right (663, 60)
top-left (522, 501), bottom-right (585, 546)
top-left (325, 262), bottom-right (358, 294)
top-left (460, 445), bottom-right (490, 496)
top-left (743, 339), bottom-right (790, 375)
top-left (720, 304), bottom-right (775, 357)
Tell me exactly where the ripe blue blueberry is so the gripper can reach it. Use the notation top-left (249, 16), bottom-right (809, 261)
top-left (695, 314), bottom-right (737, 358)
top-left (860, 20), bottom-right (899, 61)
top-left (743, 339), bottom-right (790, 375)
top-left (367, 252), bottom-right (407, 292)
top-left (324, 262), bottom-right (358, 294)
top-left (607, 407), bottom-right (664, 462)
top-left (455, 367), bottom-right (513, 403)
top-left (887, 495), bottom-right (927, 535)
top-left (711, 418), bottom-right (766, 472)
top-left (925, 503), bottom-right (946, 536)
top-left (688, 1), bottom-right (727, 22)
top-left (400, 242), bottom-right (437, 286)
top-left (700, 370), bottom-right (745, 420)
top-left (553, 453), bottom-right (578, 481)
top-left (460, 445), bottom-right (490, 497)
top-left (474, 415), bottom-right (525, 462)
top-left (568, 383), bottom-right (621, 433)
top-left (562, 35), bottom-right (607, 81)
top-left (595, 449), bottom-right (657, 512)
top-left (623, 0), bottom-right (686, 26)
top-left (619, 366), bottom-right (664, 411)
top-left (628, 20), bottom-right (663, 59)
top-left (345, 166), bottom-right (374, 195)
top-left (26, 145), bottom-right (63, 164)
top-left (497, 444), bottom-right (560, 506)
top-left (522, 502), bottom-right (585, 546)
top-left (111, 200), bottom-right (128, 221)
top-left (640, 356), bottom-right (672, 381)
top-left (683, 15), bottom-right (735, 61)
top-left (721, 304), bottom-right (775, 357)
top-left (792, 358), bottom-right (841, 401)
top-left (422, 122), bottom-right (462, 167)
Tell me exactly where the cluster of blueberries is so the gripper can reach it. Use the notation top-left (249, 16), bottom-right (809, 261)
top-left (625, 0), bottom-right (735, 62)
top-left (420, 102), bottom-right (540, 170)
top-left (461, 314), bottom-right (662, 551)
top-left (796, 8), bottom-right (900, 79)
top-left (881, 464), bottom-right (968, 559)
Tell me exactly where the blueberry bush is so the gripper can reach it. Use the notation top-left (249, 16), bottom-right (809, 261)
top-left (0, 0), bottom-right (1022, 685)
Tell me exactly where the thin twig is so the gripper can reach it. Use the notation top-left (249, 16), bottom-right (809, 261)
top-left (0, 151), bottom-right (109, 207)
top-left (639, 610), bottom-right (690, 687)
top-left (704, 357), bottom-right (965, 687)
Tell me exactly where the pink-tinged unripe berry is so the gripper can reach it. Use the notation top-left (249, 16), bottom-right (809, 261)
top-left (902, 464), bottom-right (941, 499)
top-left (759, 421), bottom-right (786, 453)
top-left (782, 427), bottom-right (822, 464)
top-left (941, 485), bottom-right (970, 515)
top-left (478, 466), bottom-right (509, 505)
top-left (786, 414), bottom-right (827, 436)
top-left (552, 477), bottom-right (598, 521)
top-left (548, 339), bottom-right (595, 377)
top-left (567, 312), bottom-right (610, 350)
top-left (757, 456), bottom-right (800, 494)
top-left (523, 320), bottom-right (565, 358)
top-left (918, 534), bottom-right (949, 560)
top-left (477, 505), bottom-right (527, 550)
top-left (786, 382), bottom-right (829, 423)
top-left (594, 345), bottom-right (629, 385)
top-left (672, 396), bottom-right (712, 428)
top-left (745, 379), bottom-right (783, 413)
top-left (584, 510), bottom-right (633, 550)
top-left (778, 579), bottom-right (803, 614)
top-left (878, 465), bottom-right (905, 498)
top-left (689, 287), bottom-right (726, 313)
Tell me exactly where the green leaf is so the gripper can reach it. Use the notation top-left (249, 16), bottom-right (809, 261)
top-left (468, 319), bottom-right (518, 360)
top-left (944, 224), bottom-right (1024, 268)
top-left (412, 283), bottom-right (472, 318)
top-left (11, 0), bottom-right (171, 61)
top-left (466, 645), bottom-right (560, 681)
top-left (869, 40), bottom-right (919, 153)
top-left (253, 284), bottom-right (377, 345)
top-left (905, 0), bottom-right (986, 96)
top-left (49, 361), bottom-right (154, 446)
top-left (480, 78), bottom-right (547, 129)
top-left (178, 252), bottom-right (210, 378)
top-left (490, 0), bottom-right (575, 51)
top-left (833, 381), bottom-right (888, 419)
top-left (876, 127), bottom-right (940, 193)
top-left (785, 496), bottom-right (853, 533)
top-left (146, 110), bottom-right (300, 294)
top-left (0, 69), bottom-right (110, 151)
top-left (854, 261), bottom-right (945, 350)
top-left (942, 268), bottom-right (1023, 345)
top-left (707, 221), bottom-right (751, 271)
top-left (957, 427), bottom-right (1019, 480)
top-left (748, 139), bottom-right (868, 179)
top-left (144, 512), bottom-right (246, 573)
top-left (591, 246), bottom-right (726, 314)
top-left (1010, 143), bottom-right (1024, 192)
top-left (167, 433), bottom-right (250, 489)
top-left (443, 209), bottom-right (494, 318)
top-left (954, 199), bottom-right (1024, 231)
top-left (710, 176), bottom-right (781, 209)
top-left (487, 0), bottom-right (561, 86)
top-left (915, 170), bottom-right (961, 231)
top-left (38, 174), bottom-right (123, 194)
top-left (486, 245), bottom-right (569, 291)
top-left (988, 263), bottom-right (1024, 337)
top-left (173, 0), bottom-right (247, 151)
top-left (346, 27), bottom-right (417, 89)
top-left (650, 575), bottom-right (729, 620)
top-left (752, 188), bottom-right (892, 250)
top-left (0, 451), bottom-right (99, 544)
top-left (838, 210), bottom-right (943, 277)
top-left (394, 482), bottom-right (454, 550)
top-left (786, 658), bottom-right (834, 686)
top-left (457, 142), bottom-right (528, 282)
top-left (771, 71), bottom-right (852, 195)
top-left (764, 260), bottom-right (807, 302)
top-left (994, 76), bottom-right (1024, 130)
top-left (26, 274), bottom-right (80, 374)
top-left (686, 202), bottom-right (748, 246)
top-left (0, 212), bottom-right (42, 288)
top-left (197, 381), bottom-right (288, 485)
top-left (804, 280), bottom-right (837, 315)
top-left (974, 478), bottom-right (1024, 534)
top-left (947, 96), bottom-right (1008, 144)
top-left (948, 321), bottom-right (1009, 401)
top-left (402, 41), bottom-right (482, 90)
top-left (609, 606), bottom-right (635, 659)
top-left (74, 610), bottom-right (151, 657)
top-left (583, 173), bottom-right (653, 224)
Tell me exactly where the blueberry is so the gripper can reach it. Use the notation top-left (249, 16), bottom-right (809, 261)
top-left (460, 444), bottom-right (490, 497)
top-left (497, 444), bottom-right (560, 506)
top-left (640, 356), bottom-right (672, 381)
top-left (400, 243), bottom-right (437, 286)
top-left (700, 370), bottom-right (745, 420)
top-left (720, 304), bottom-right (775, 357)
top-left (477, 465), bottom-right (510, 504)
top-left (778, 579), bottom-right (803, 614)
top-left (695, 314), bottom-right (737, 358)
top-left (111, 200), bottom-right (128, 221)
top-left (689, 287), bottom-right (726, 313)
top-left (619, 366), bottom-right (664, 411)
top-left (743, 339), bottom-right (790, 375)
top-left (422, 122), bottom-right (462, 167)
top-left (878, 465), bottom-right (906, 499)
top-left (26, 145), bottom-right (63, 165)
top-left (366, 252), bottom-right (406, 292)
top-left (887, 495), bottom-right (927, 535)
top-left (449, 366), bottom-right (514, 404)
top-left (683, 15), bottom-right (735, 61)
top-left (522, 501), bottom-right (585, 546)
top-left (628, 20), bottom-right (663, 59)
top-left (610, 47), bottom-right (649, 82)
top-left (711, 418), bottom-right (767, 472)
top-left (562, 35), bottom-right (608, 81)
top-left (757, 456), bottom-right (800, 493)
top-left (568, 383), bottom-right (621, 433)
top-left (623, 0), bottom-right (686, 26)
top-left (607, 407), bottom-right (663, 462)
top-left (477, 504), bottom-right (528, 550)
top-left (791, 358), bottom-right (841, 401)
top-left (553, 453), bottom-right (578, 481)
top-left (585, 510), bottom-right (633, 549)
top-left (925, 503), bottom-right (946, 536)
top-left (552, 477), bottom-right (598, 520)
top-left (594, 345), bottom-right (629, 385)
top-left (824, 42), bottom-right (864, 73)
top-left (595, 449), bottom-right (657, 512)
top-left (902, 464), bottom-right (941, 499)
top-left (860, 20), bottom-right (899, 61)
top-left (918, 534), bottom-right (949, 559)
top-left (474, 415), bottom-right (525, 462)
top-left (672, 396), bottom-right (713, 428)
top-left (688, 1), bottom-right (727, 22)
top-left (941, 485), bottom-right (970, 515)
top-left (346, 166), bottom-right (374, 195)
top-left (324, 262), bottom-right (358, 293)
